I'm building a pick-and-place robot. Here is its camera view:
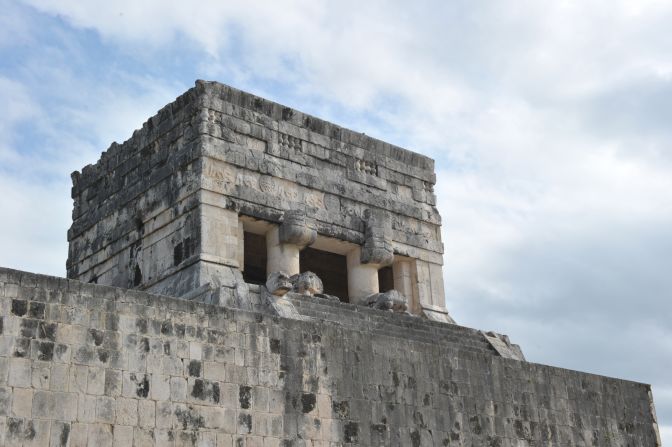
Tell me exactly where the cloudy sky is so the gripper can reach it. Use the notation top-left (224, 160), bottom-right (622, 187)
top-left (1, 0), bottom-right (671, 442)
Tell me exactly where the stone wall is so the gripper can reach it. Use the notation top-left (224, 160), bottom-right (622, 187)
top-left (0, 267), bottom-right (660, 446)
top-left (67, 87), bottom-right (204, 293)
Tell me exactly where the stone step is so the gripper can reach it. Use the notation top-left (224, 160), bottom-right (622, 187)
top-left (288, 296), bottom-right (488, 340)
top-left (290, 294), bottom-right (475, 334)
top-left (284, 296), bottom-right (497, 356)
top-left (296, 309), bottom-right (494, 355)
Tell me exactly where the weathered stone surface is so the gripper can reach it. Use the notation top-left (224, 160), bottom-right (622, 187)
top-left (360, 208), bottom-right (395, 266)
top-left (66, 81), bottom-right (448, 316)
top-left (289, 271), bottom-right (323, 296)
top-left (278, 210), bottom-right (317, 247)
top-left (264, 272), bottom-right (292, 296)
top-left (482, 330), bottom-right (526, 361)
top-left (366, 289), bottom-right (409, 313)
top-left (0, 267), bottom-right (661, 445)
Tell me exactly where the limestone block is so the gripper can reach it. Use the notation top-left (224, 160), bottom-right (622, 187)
top-left (95, 396), bottom-right (116, 423)
top-left (115, 397), bottom-right (138, 425)
top-left (150, 374), bottom-right (170, 401)
top-left (33, 390), bottom-right (78, 421)
top-left (88, 423), bottom-right (114, 447)
top-left (170, 376), bottom-right (187, 401)
top-left (155, 402), bottom-right (172, 429)
top-left (112, 425), bottom-right (134, 446)
top-left (0, 387), bottom-right (10, 416)
top-left (200, 204), bottom-right (241, 268)
top-left (428, 262), bottom-right (446, 307)
top-left (481, 331), bottom-right (526, 361)
top-left (204, 361), bottom-right (227, 382)
top-left (31, 361), bottom-right (51, 389)
top-left (50, 422), bottom-right (74, 447)
top-left (8, 358), bottom-right (31, 388)
top-left (138, 400), bottom-right (156, 428)
top-left (87, 366), bottom-right (105, 395)
top-left (12, 387), bottom-right (33, 417)
top-left (413, 259), bottom-right (432, 308)
top-left (78, 395), bottom-right (96, 422)
top-left (69, 364), bottom-right (89, 393)
top-left (421, 304), bottom-right (456, 324)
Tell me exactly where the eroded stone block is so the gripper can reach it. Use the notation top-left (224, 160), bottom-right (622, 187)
top-left (265, 272), bottom-right (292, 297)
top-left (366, 290), bottom-right (409, 313)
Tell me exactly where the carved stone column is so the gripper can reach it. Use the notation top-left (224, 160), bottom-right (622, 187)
top-left (347, 247), bottom-right (380, 304)
top-left (347, 209), bottom-right (395, 304)
top-left (392, 259), bottom-right (415, 312)
top-left (266, 210), bottom-right (316, 277)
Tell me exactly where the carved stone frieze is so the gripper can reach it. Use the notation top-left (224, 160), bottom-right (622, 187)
top-left (355, 159), bottom-right (377, 176)
top-left (279, 132), bottom-right (302, 151)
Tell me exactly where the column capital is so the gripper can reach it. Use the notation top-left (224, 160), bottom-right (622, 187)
top-left (279, 209), bottom-right (317, 248)
top-left (361, 208), bottom-right (394, 266)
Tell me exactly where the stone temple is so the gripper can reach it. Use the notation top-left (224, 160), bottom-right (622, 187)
top-left (0, 80), bottom-right (661, 446)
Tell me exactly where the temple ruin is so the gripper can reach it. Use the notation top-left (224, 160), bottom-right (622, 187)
top-left (0, 80), bottom-right (661, 446)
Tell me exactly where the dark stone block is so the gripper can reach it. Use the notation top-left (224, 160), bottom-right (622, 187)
top-left (238, 413), bottom-right (252, 434)
top-left (97, 348), bottom-right (110, 363)
top-left (19, 319), bottom-right (37, 338)
top-left (11, 299), bottom-right (27, 316)
top-left (410, 429), bottom-right (421, 447)
top-left (136, 318), bottom-right (147, 334)
top-left (38, 322), bottom-right (57, 341)
top-left (131, 373), bottom-right (150, 398)
top-left (301, 393), bottom-right (316, 413)
top-left (57, 423), bottom-right (70, 447)
top-left (175, 405), bottom-right (205, 430)
top-left (332, 400), bottom-right (349, 419)
top-left (239, 385), bottom-right (252, 409)
top-left (28, 302), bottom-right (45, 319)
top-left (161, 320), bottom-right (173, 336)
top-left (191, 379), bottom-right (220, 403)
top-left (188, 360), bottom-right (201, 377)
top-left (344, 422), bottom-right (359, 443)
top-left (37, 341), bottom-right (54, 361)
top-left (13, 338), bottom-right (30, 357)
top-left (89, 328), bottom-right (104, 346)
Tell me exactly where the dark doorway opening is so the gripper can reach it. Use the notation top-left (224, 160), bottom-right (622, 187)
top-left (243, 232), bottom-right (267, 285)
top-left (378, 266), bottom-right (394, 293)
top-left (300, 247), bottom-right (349, 302)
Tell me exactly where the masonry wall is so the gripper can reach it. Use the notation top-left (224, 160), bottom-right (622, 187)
top-left (0, 268), bottom-right (660, 446)
top-left (67, 87), bottom-right (205, 293)
top-left (196, 81), bottom-right (442, 263)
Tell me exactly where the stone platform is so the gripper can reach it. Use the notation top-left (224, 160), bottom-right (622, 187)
top-left (0, 267), bottom-right (661, 446)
